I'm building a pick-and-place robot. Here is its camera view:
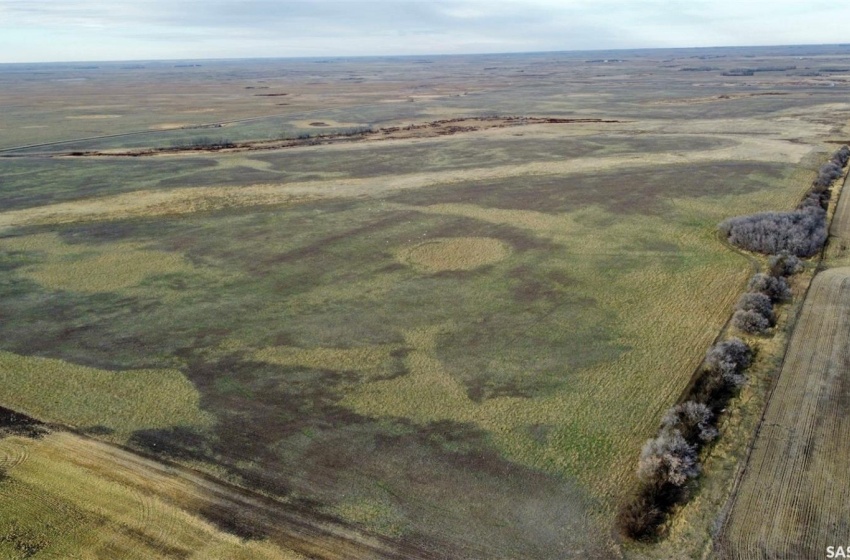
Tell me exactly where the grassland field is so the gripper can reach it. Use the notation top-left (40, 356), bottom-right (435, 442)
top-left (1, 45), bottom-right (850, 558)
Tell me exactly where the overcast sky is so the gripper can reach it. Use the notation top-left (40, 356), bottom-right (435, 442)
top-left (1, 0), bottom-right (849, 63)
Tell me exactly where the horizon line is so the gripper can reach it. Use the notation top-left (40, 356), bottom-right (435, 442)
top-left (3, 42), bottom-right (850, 66)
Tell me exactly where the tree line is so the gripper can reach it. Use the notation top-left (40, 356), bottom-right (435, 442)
top-left (731, 257), bottom-right (798, 334)
top-left (720, 146), bottom-right (849, 257)
top-left (618, 147), bottom-right (848, 541)
top-left (618, 338), bottom-right (752, 540)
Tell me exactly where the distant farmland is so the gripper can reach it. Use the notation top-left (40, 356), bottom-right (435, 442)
top-left (1, 46), bottom-right (850, 558)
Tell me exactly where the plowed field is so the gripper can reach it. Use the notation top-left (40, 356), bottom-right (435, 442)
top-left (717, 237), bottom-right (850, 555)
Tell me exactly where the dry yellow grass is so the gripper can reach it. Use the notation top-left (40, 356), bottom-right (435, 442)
top-left (0, 133), bottom-right (808, 231)
top-left (0, 432), bottom-right (306, 559)
top-left (337, 196), bottom-right (785, 504)
top-left (329, 497), bottom-right (406, 539)
top-left (0, 188), bottom-right (312, 230)
top-left (343, 253), bottom-right (747, 497)
top-left (0, 351), bottom-right (212, 440)
top-left (398, 237), bottom-right (510, 272)
top-left (0, 233), bottom-right (194, 293)
top-left (65, 114), bottom-right (122, 120)
top-left (149, 122), bottom-right (190, 130)
top-left (214, 156), bottom-right (278, 172)
top-left (287, 273), bottom-right (399, 310)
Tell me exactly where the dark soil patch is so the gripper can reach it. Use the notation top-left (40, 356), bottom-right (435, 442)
top-left (0, 406), bottom-right (47, 439)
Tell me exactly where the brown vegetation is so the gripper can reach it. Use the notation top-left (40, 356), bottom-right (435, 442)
top-left (40, 116), bottom-right (625, 158)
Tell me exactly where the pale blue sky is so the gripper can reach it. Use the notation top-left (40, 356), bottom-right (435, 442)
top-left (1, 0), bottom-right (848, 63)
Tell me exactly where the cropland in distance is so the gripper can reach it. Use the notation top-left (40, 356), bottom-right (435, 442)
top-left (1, 45), bottom-right (850, 558)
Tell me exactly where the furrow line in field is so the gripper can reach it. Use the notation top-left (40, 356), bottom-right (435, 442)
top-left (767, 272), bottom-right (839, 557)
top-left (48, 433), bottom-right (189, 558)
top-left (49, 431), bottom-right (438, 560)
top-left (0, 437), bottom-right (30, 470)
top-left (830, 171), bottom-right (850, 240)
top-left (718, 267), bottom-right (850, 558)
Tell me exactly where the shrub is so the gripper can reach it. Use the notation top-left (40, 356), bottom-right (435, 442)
top-left (701, 337), bottom-right (752, 391)
top-left (834, 145), bottom-right (850, 167)
top-left (620, 337), bottom-right (753, 542)
top-left (617, 487), bottom-right (666, 541)
top-left (691, 371), bottom-right (731, 411)
top-left (638, 430), bottom-right (700, 487)
top-left (721, 147), bottom-right (846, 258)
top-left (768, 252), bottom-right (802, 277)
top-left (704, 337), bottom-right (752, 373)
top-left (798, 193), bottom-right (827, 211)
top-left (818, 162), bottom-right (842, 183)
top-left (735, 292), bottom-right (775, 325)
top-left (660, 401), bottom-right (718, 443)
top-left (747, 273), bottom-right (791, 302)
top-left (189, 137), bottom-right (235, 149)
top-left (719, 207), bottom-right (827, 257)
top-left (732, 309), bottom-right (771, 334)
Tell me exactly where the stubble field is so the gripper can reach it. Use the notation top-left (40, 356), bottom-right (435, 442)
top-left (1, 45), bottom-right (850, 558)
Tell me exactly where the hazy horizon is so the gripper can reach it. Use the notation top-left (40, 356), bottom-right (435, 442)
top-left (3, 1), bottom-right (850, 64)
top-left (2, 43), bottom-right (850, 68)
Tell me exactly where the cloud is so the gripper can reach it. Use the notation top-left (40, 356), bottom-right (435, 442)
top-left (1, 0), bottom-right (850, 62)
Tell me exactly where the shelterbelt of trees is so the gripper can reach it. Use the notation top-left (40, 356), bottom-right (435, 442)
top-left (618, 145), bottom-right (849, 542)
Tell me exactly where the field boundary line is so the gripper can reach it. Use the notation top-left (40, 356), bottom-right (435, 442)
top-left (672, 232), bottom-right (760, 408)
top-left (712, 156), bottom-right (850, 558)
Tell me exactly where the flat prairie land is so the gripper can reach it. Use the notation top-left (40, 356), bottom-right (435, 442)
top-left (1, 46), bottom-right (850, 558)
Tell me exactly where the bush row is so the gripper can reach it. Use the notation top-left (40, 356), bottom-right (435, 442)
top-left (719, 146), bottom-right (849, 257)
top-left (620, 257), bottom-right (800, 538)
top-left (732, 267), bottom-right (795, 334)
top-left (618, 338), bottom-right (752, 541)
top-left (619, 150), bottom-right (842, 542)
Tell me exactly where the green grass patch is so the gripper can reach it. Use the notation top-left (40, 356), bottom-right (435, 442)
top-left (0, 352), bottom-right (211, 440)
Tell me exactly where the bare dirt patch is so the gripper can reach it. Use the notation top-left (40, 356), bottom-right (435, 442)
top-left (291, 119), bottom-right (368, 129)
top-left (150, 123), bottom-right (190, 130)
top-left (398, 237), bottom-right (510, 272)
top-left (65, 114), bottom-right (122, 120)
